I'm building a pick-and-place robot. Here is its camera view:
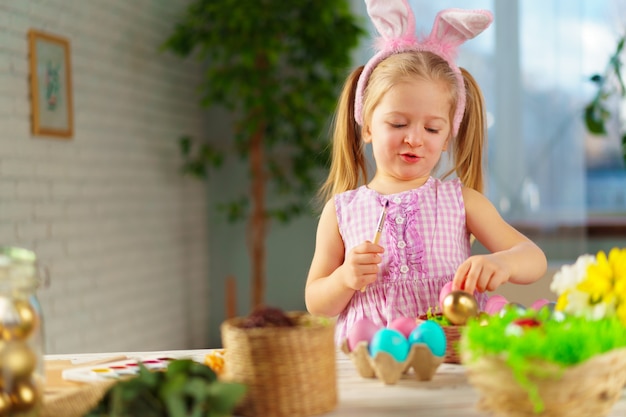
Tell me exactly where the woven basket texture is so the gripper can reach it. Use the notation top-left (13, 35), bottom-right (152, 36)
top-left (464, 347), bottom-right (626, 417)
top-left (42, 380), bottom-right (115, 417)
top-left (220, 312), bottom-right (337, 417)
top-left (419, 314), bottom-right (462, 364)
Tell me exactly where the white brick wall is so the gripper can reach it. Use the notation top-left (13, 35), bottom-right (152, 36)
top-left (0, 0), bottom-right (211, 354)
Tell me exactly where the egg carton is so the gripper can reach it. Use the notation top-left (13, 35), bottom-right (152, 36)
top-left (340, 339), bottom-right (444, 385)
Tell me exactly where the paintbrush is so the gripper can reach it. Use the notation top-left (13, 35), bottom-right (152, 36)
top-left (361, 201), bottom-right (388, 292)
top-left (371, 201), bottom-right (388, 245)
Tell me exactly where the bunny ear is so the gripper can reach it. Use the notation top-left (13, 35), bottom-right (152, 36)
top-left (355, 5), bottom-right (493, 132)
top-left (365, 0), bottom-right (415, 40)
top-left (430, 9), bottom-right (493, 49)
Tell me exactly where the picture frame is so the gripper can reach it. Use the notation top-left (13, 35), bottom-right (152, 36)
top-left (28, 29), bottom-right (74, 138)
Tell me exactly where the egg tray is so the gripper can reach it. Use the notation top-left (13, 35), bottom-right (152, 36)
top-left (340, 339), bottom-right (444, 385)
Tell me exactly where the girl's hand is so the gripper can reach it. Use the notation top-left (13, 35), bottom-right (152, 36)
top-left (341, 241), bottom-right (384, 291)
top-left (452, 254), bottom-right (510, 294)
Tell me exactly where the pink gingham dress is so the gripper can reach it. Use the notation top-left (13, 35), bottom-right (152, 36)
top-left (334, 177), bottom-right (488, 345)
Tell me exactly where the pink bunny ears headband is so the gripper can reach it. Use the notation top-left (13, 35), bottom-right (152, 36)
top-left (354, 0), bottom-right (493, 136)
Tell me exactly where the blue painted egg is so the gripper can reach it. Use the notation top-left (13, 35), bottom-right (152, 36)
top-left (408, 320), bottom-right (447, 357)
top-left (369, 328), bottom-right (410, 362)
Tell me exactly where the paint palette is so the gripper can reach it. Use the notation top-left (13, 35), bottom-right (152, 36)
top-left (62, 355), bottom-right (204, 383)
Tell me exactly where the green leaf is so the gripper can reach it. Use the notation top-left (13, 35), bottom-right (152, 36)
top-left (218, 198), bottom-right (249, 223)
top-left (206, 382), bottom-right (248, 416)
top-left (165, 358), bottom-right (194, 376)
top-left (179, 136), bottom-right (192, 156)
top-left (584, 103), bottom-right (607, 135)
top-left (589, 74), bottom-right (603, 84)
top-left (160, 374), bottom-right (188, 417)
top-left (137, 362), bottom-right (161, 388)
top-left (617, 36), bottom-right (625, 54)
top-left (85, 359), bottom-right (244, 417)
top-left (188, 360), bottom-right (218, 382)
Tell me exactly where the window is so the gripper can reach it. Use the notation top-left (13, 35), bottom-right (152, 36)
top-left (357, 0), bottom-right (626, 260)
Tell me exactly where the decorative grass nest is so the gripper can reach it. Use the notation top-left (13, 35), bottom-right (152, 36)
top-left (461, 307), bottom-right (626, 417)
top-left (462, 248), bottom-right (626, 417)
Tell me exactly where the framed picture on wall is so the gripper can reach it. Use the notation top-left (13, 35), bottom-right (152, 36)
top-left (28, 29), bottom-right (74, 138)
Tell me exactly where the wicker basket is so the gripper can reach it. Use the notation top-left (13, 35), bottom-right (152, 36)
top-left (418, 314), bottom-right (462, 364)
top-left (220, 312), bottom-right (337, 417)
top-left (463, 347), bottom-right (626, 417)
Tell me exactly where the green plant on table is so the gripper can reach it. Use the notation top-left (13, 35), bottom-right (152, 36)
top-left (160, 0), bottom-right (365, 309)
top-left (84, 359), bottom-right (246, 417)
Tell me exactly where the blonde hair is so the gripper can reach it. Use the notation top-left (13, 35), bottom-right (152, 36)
top-left (318, 51), bottom-right (486, 204)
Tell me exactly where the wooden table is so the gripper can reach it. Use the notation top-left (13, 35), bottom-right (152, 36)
top-left (45, 349), bottom-right (626, 417)
top-left (331, 352), bottom-right (626, 416)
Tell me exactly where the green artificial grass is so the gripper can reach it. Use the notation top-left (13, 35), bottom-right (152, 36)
top-left (425, 308), bottom-right (453, 326)
top-left (461, 306), bottom-right (626, 412)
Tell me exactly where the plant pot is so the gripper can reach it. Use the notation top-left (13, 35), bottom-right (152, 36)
top-left (220, 312), bottom-right (336, 417)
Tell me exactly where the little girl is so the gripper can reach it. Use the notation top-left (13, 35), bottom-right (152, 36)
top-left (305, 1), bottom-right (547, 344)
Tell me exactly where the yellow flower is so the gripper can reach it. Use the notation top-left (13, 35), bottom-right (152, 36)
top-left (609, 248), bottom-right (626, 290)
top-left (579, 251), bottom-right (613, 303)
top-left (552, 247), bottom-right (626, 325)
top-left (555, 291), bottom-right (569, 311)
top-left (616, 276), bottom-right (626, 299)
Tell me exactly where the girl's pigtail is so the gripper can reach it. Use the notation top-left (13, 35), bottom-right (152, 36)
top-left (451, 68), bottom-right (487, 194)
top-left (318, 66), bottom-right (368, 205)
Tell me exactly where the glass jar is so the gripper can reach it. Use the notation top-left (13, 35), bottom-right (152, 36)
top-left (0, 246), bottom-right (44, 417)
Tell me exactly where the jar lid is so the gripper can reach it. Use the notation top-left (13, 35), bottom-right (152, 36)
top-left (0, 246), bottom-right (37, 267)
top-left (0, 246), bottom-right (40, 290)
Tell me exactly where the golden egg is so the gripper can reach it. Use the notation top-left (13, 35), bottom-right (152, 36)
top-left (9, 379), bottom-right (40, 412)
top-left (10, 300), bottom-right (38, 340)
top-left (0, 341), bottom-right (36, 380)
top-left (0, 392), bottom-right (11, 416)
top-left (0, 298), bottom-right (38, 341)
top-left (442, 290), bottom-right (479, 325)
top-left (0, 298), bottom-right (19, 342)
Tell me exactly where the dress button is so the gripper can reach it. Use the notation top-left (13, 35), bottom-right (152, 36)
top-left (393, 197), bottom-right (401, 204)
top-left (397, 241), bottom-right (406, 249)
top-left (395, 216), bottom-right (405, 224)
top-left (400, 265), bottom-right (409, 273)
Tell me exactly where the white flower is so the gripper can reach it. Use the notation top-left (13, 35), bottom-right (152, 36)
top-left (549, 254), bottom-right (595, 295)
top-left (560, 289), bottom-right (606, 320)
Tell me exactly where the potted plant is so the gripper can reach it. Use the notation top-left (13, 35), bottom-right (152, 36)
top-left (584, 34), bottom-right (626, 166)
top-left (161, 1), bottom-right (365, 309)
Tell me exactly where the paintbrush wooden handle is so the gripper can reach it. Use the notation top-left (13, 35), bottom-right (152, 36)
top-left (361, 202), bottom-right (388, 292)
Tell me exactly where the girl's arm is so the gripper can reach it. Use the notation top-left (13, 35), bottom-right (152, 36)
top-left (452, 187), bottom-right (548, 294)
top-left (305, 199), bottom-right (384, 317)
